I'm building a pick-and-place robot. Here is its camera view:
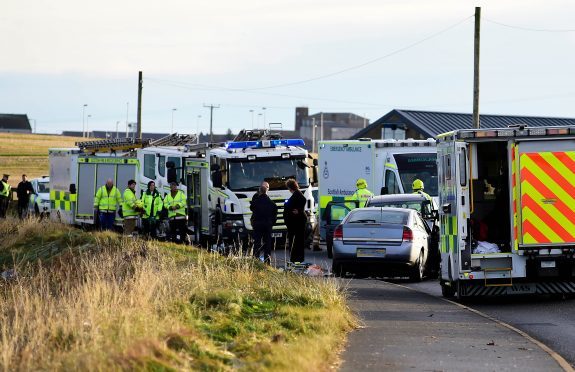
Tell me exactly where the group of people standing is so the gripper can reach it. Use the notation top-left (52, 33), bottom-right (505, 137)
top-left (250, 178), bottom-right (308, 264)
top-left (0, 174), bottom-right (41, 219)
top-left (93, 179), bottom-right (187, 242)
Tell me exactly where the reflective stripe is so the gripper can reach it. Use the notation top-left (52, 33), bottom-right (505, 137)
top-left (50, 190), bottom-right (78, 211)
top-left (519, 151), bottom-right (575, 245)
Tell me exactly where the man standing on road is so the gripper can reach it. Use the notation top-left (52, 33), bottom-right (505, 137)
top-left (122, 179), bottom-right (140, 236)
top-left (141, 181), bottom-right (163, 239)
top-left (0, 174), bottom-right (11, 218)
top-left (94, 178), bottom-right (122, 231)
top-left (164, 182), bottom-right (187, 243)
top-left (16, 174), bottom-right (35, 219)
top-left (251, 182), bottom-right (278, 264)
top-left (351, 178), bottom-right (374, 207)
top-left (284, 179), bottom-right (307, 263)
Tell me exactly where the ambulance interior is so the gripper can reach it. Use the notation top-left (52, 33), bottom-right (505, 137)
top-left (469, 141), bottom-right (512, 254)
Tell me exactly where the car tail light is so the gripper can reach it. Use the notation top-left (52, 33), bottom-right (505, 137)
top-left (333, 225), bottom-right (343, 240)
top-left (402, 226), bottom-right (413, 242)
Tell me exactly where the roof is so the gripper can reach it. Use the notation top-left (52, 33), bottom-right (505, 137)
top-left (352, 110), bottom-right (575, 139)
top-left (0, 114), bottom-right (31, 131)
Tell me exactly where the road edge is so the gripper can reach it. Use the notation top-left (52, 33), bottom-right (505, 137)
top-left (386, 281), bottom-right (575, 372)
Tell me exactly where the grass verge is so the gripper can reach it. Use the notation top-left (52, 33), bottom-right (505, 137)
top-left (0, 219), bottom-right (355, 371)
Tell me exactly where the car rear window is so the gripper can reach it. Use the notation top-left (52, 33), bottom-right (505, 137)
top-left (368, 200), bottom-right (423, 212)
top-left (346, 209), bottom-right (408, 225)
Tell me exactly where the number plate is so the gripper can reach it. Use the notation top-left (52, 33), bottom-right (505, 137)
top-left (541, 261), bottom-right (556, 268)
top-left (357, 248), bottom-right (386, 258)
top-left (271, 232), bottom-right (283, 238)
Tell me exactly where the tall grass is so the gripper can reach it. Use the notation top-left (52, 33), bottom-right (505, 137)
top-left (0, 219), bottom-right (355, 371)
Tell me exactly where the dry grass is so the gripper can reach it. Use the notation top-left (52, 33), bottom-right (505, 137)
top-left (0, 219), bottom-right (355, 371)
top-left (0, 133), bottom-right (82, 187)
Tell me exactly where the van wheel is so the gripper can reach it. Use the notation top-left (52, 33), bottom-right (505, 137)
top-left (441, 281), bottom-right (455, 297)
top-left (409, 250), bottom-right (424, 282)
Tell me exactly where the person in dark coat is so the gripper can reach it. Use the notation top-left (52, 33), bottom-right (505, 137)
top-left (284, 178), bottom-right (307, 263)
top-left (250, 182), bottom-right (278, 264)
top-left (16, 174), bottom-right (35, 219)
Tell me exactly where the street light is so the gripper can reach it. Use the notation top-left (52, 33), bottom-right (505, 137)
top-left (82, 104), bottom-right (88, 138)
top-left (196, 115), bottom-right (202, 144)
top-left (249, 109), bottom-right (254, 129)
top-left (262, 107), bottom-right (267, 128)
top-left (86, 114), bottom-right (92, 138)
top-left (258, 113), bottom-right (263, 127)
top-left (171, 108), bottom-right (177, 134)
top-left (116, 121), bottom-right (120, 138)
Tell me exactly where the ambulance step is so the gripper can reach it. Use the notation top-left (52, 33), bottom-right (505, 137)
top-left (483, 267), bottom-right (513, 287)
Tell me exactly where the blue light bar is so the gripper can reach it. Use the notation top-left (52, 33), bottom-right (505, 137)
top-left (225, 139), bottom-right (305, 149)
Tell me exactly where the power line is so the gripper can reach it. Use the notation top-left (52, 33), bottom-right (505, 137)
top-left (484, 18), bottom-right (575, 33)
top-left (238, 15), bottom-right (473, 90)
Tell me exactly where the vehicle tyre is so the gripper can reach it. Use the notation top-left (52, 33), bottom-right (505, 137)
top-left (409, 250), bottom-right (425, 282)
top-left (331, 260), bottom-right (345, 277)
top-left (441, 281), bottom-right (456, 298)
top-left (326, 238), bottom-right (333, 259)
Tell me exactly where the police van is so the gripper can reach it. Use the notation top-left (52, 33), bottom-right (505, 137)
top-left (437, 125), bottom-right (575, 298)
top-left (318, 138), bottom-right (438, 241)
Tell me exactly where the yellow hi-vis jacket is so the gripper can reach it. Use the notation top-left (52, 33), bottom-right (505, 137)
top-left (164, 190), bottom-right (186, 219)
top-left (141, 190), bottom-right (163, 219)
top-left (122, 188), bottom-right (139, 218)
top-left (351, 188), bottom-right (374, 207)
top-left (94, 185), bottom-right (122, 212)
top-left (413, 190), bottom-right (433, 203)
top-left (0, 181), bottom-right (10, 198)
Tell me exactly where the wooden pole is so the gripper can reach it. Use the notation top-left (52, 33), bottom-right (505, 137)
top-left (473, 7), bottom-right (481, 129)
top-left (137, 71), bottom-right (143, 139)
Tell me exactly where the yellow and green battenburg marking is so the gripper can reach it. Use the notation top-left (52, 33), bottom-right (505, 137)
top-left (50, 190), bottom-right (77, 211)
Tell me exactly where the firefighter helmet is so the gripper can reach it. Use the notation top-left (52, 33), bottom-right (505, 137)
top-left (356, 178), bottom-right (368, 189)
top-left (412, 179), bottom-right (424, 191)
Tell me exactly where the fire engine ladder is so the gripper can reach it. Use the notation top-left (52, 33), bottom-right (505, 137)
top-left (483, 267), bottom-right (513, 287)
top-left (149, 133), bottom-right (198, 147)
top-left (233, 128), bottom-right (283, 142)
top-left (77, 137), bottom-right (150, 153)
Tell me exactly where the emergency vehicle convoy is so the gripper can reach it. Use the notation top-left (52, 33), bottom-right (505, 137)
top-left (317, 138), bottom-right (438, 239)
top-left (437, 125), bottom-right (575, 298)
top-left (49, 130), bottom-right (318, 247)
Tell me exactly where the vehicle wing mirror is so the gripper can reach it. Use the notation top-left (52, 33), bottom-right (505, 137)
top-left (166, 161), bottom-right (177, 183)
top-left (442, 203), bottom-right (451, 214)
top-left (380, 186), bottom-right (389, 195)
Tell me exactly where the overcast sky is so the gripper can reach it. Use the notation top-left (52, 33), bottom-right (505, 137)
top-left (1, 0), bottom-right (574, 135)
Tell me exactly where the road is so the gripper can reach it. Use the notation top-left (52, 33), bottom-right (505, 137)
top-left (282, 248), bottom-right (575, 369)
top-left (409, 280), bottom-right (575, 367)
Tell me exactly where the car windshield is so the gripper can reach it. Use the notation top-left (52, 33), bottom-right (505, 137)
top-left (368, 200), bottom-right (432, 215)
top-left (228, 158), bottom-right (309, 191)
top-left (346, 209), bottom-right (408, 225)
top-left (393, 153), bottom-right (438, 196)
top-left (38, 182), bottom-right (50, 193)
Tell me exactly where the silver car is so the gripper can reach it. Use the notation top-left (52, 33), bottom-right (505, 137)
top-left (331, 207), bottom-right (431, 281)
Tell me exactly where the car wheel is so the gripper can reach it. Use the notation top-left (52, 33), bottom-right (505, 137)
top-left (326, 239), bottom-right (333, 259)
top-left (441, 281), bottom-right (455, 298)
top-left (331, 260), bottom-right (345, 277)
top-left (409, 250), bottom-right (424, 282)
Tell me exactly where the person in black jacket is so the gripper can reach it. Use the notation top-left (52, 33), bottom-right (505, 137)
top-left (16, 174), bottom-right (35, 219)
top-left (284, 178), bottom-right (307, 263)
top-left (250, 183), bottom-right (278, 264)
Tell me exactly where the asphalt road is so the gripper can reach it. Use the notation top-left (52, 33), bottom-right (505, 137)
top-left (280, 247), bottom-right (575, 369)
top-left (409, 280), bottom-right (575, 367)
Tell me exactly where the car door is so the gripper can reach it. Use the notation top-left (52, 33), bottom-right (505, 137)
top-left (324, 200), bottom-right (360, 257)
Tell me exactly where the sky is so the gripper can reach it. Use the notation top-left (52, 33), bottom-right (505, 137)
top-left (1, 0), bottom-right (574, 135)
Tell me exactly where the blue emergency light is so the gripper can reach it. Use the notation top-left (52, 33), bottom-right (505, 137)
top-left (225, 139), bottom-right (305, 149)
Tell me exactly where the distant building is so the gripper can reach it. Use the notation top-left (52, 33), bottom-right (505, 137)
top-left (62, 130), bottom-right (170, 141)
top-left (0, 114), bottom-right (32, 134)
top-left (296, 108), bottom-right (369, 142)
top-left (351, 109), bottom-right (575, 140)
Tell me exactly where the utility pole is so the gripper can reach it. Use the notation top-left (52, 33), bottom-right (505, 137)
top-left (82, 104), bottom-right (88, 138)
top-left (125, 102), bottom-right (129, 138)
top-left (320, 112), bottom-right (324, 141)
top-left (137, 71), bottom-right (143, 140)
top-left (473, 7), bottom-right (481, 129)
top-left (204, 103), bottom-right (220, 143)
top-left (116, 121), bottom-right (120, 138)
top-left (311, 118), bottom-right (316, 154)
